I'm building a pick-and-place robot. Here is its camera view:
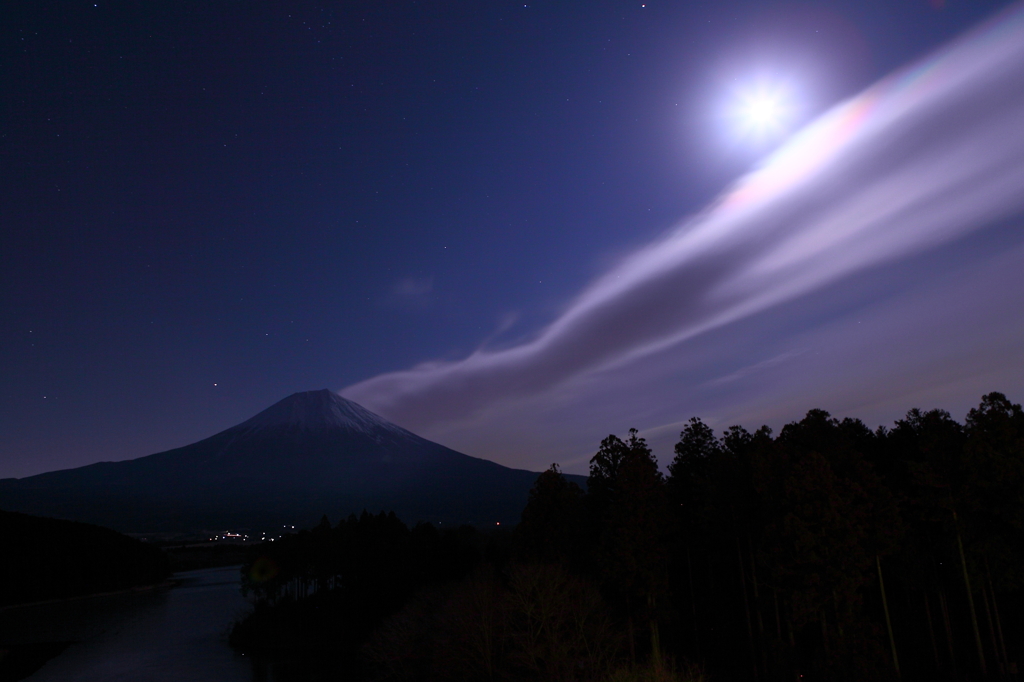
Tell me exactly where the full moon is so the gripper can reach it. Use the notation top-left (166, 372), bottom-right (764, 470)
top-left (729, 82), bottom-right (797, 143)
top-left (742, 93), bottom-right (783, 130)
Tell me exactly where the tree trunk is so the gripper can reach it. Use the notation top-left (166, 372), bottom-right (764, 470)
top-left (628, 615), bottom-right (636, 667)
top-left (774, 589), bottom-right (783, 642)
top-left (924, 591), bottom-right (942, 674)
top-left (877, 555), bottom-right (900, 679)
top-left (820, 610), bottom-right (830, 658)
top-left (954, 511), bottom-right (987, 677)
top-left (686, 545), bottom-right (700, 657)
top-left (832, 590), bottom-right (845, 639)
top-left (649, 593), bottom-right (663, 673)
top-left (786, 615), bottom-right (799, 682)
top-left (993, 590), bottom-right (1011, 680)
top-left (737, 537), bottom-right (758, 680)
top-left (939, 588), bottom-right (958, 676)
top-left (707, 552), bottom-right (717, 643)
top-left (978, 581), bottom-right (1003, 675)
top-left (986, 557), bottom-right (1011, 679)
top-left (747, 533), bottom-right (767, 672)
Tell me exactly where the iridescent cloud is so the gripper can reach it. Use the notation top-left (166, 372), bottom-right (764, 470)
top-left (343, 4), bottom-right (1024, 460)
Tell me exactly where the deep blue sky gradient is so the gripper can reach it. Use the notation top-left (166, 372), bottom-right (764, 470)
top-left (2, 0), bottom-right (1019, 477)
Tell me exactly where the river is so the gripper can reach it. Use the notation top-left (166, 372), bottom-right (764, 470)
top-left (0, 566), bottom-right (288, 681)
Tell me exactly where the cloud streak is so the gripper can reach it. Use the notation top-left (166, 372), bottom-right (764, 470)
top-left (344, 4), bottom-right (1024, 436)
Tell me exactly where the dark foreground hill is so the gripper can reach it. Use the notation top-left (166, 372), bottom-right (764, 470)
top-left (0, 390), bottom-right (574, 533)
top-left (0, 509), bottom-right (170, 607)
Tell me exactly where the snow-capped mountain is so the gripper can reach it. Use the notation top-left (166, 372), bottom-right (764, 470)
top-left (232, 389), bottom-right (413, 437)
top-left (0, 390), bottom-right (564, 533)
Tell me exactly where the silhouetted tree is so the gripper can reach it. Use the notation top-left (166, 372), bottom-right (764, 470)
top-left (756, 410), bottom-right (901, 680)
top-left (516, 463), bottom-right (585, 566)
top-left (589, 429), bottom-right (669, 666)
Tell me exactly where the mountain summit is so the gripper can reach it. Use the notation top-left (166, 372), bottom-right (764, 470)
top-left (235, 390), bottom-right (407, 436)
top-left (0, 391), bottom-right (556, 533)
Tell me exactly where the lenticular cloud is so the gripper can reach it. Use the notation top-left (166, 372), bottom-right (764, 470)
top-left (344, 4), bottom-right (1024, 427)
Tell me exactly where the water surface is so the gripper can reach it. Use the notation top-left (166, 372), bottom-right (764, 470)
top-left (1, 566), bottom-right (255, 681)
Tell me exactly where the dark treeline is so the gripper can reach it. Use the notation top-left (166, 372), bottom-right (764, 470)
top-left (520, 391), bottom-right (1023, 681)
top-left (0, 509), bottom-right (170, 607)
top-left (233, 392), bottom-right (1024, 682)
top-left (230, 511), bottom-right (493, 676)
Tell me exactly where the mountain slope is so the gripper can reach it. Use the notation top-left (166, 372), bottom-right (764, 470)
top-left (0, 390), bottom-right (577, 532)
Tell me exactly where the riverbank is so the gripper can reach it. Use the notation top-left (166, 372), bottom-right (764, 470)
top-left (0, 566), bottom-right (253, 682)
top-left (0, 641), bottom-right (73, 682)
top-left (0, 578), bottom-right (178, 614)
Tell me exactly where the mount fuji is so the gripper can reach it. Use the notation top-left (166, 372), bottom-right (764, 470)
top-left (0, 390), bottom-right (570, 533)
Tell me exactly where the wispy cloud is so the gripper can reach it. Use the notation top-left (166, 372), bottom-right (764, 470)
top-left (344, 5), bottom-right (1024, 466)
top-left (392, 276), bottom-right (434, 298)
top-left (703, 350), bottom-right (807, 388)
top-left (386, 276), bottom-right (435, 310)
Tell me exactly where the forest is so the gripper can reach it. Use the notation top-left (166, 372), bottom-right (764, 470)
top-left (232, 392), bottom-right (1024, 682)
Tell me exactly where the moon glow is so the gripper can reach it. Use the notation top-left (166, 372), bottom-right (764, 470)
top-left (729, 82), bottom-right (796, 143)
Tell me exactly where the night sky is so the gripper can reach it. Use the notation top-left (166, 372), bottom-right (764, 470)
top-left (4, 0), bottom-right (1024, 479)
